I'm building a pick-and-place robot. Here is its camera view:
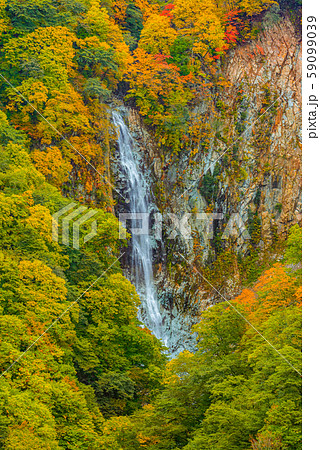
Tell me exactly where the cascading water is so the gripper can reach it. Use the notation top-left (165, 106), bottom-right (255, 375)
top-left (113, 111), bottom-right (163, 342)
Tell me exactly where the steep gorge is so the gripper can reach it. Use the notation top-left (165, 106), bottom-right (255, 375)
top-left (114, 10), bottom-right (302, 353)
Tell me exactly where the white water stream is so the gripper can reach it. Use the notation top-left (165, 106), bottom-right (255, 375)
top-left (113, 112), bottom-right (163, 341)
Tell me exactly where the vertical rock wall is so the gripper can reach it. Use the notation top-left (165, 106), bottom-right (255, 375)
top-left (119, 12), bottom-right (301, 353)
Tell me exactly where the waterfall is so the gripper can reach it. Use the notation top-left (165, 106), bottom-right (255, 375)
top-left (113, 111), bottom-right (163, 342)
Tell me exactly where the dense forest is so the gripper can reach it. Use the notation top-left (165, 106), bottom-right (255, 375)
top-left (0, 0), bottom-right (301, 449)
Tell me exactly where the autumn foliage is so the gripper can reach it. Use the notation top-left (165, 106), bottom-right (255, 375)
top-left (0, 0), bottom-right (300, 448)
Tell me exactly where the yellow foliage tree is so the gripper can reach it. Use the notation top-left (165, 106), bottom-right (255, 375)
top-left (239, 0), bottom-right (277, 16)
top-left (5, 80), bottom-right (49, 133)
top-left (0, 0), bottom-right (9, 36)
top-left (32, 146), bottom-right (72, 187)
top-left (134, 0), bottom-right (160, 21)
top-left (139, 14), bottom-right (177, 55)
top-left (36, 86), bottom-right (92, 144)
top-left (4, 26), bottom-right (75, 90)
top-left (83, 0), bottom-right (132, 76)
top-left (126, 48), bottom-right (192, 117)
top-left (173, 0), bottom-right (226, 57)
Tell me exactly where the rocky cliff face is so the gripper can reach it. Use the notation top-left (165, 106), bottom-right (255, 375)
top-left (117, 10), bottom-right (301, 353)
top-left (216, 10), bottom-right (302, 238)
